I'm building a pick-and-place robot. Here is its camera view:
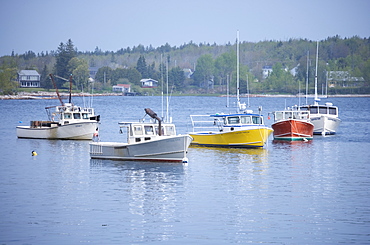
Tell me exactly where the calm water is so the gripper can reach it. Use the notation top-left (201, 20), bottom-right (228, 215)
top-left (0, 96), bottom-right (369, 244)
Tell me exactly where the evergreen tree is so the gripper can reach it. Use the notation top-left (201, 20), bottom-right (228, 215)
top-left (136, 55), bottom-right (148, 78)
top-left (40, 65), bottom-right (52, 89)
top-left (54, 39), bottom-right (76, 87)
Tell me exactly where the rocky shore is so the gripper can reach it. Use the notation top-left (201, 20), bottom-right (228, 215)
top-left (1, 91), bottom-right (369, 100)
top-left (0, 91), bottom-right (121, 100)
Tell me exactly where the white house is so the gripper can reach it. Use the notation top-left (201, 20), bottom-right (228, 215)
top-left (112, 84), bottom-right (131, 93)
top-left (18, 70), bottom-right (40, 88)
top-left (262, 66), bottom-right (273, 79)
top-left (141, 78), bottom-right (158, 88)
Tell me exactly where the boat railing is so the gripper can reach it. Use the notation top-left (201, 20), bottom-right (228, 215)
top-left (190, 115), bottom-right (223, 132)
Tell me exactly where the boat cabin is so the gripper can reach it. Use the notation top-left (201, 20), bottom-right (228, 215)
top-left (45, 103), bottom-right (99, 125)
top-left (273, 110), bottom-right (310, 122)
top-left (213, 114), bottom-right (264, 126)
top-left (299, 103), bottom-right (338, 116)
top-left (119, 122), bottom-right (177, 144)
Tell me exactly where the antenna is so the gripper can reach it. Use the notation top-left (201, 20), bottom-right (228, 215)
top-left (314, 41), bottom-right (319, 105)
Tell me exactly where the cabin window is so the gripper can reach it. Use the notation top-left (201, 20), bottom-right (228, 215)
top-left (82, 113), bottom-right (89, 119)
top-left (64, 113), bottom-right (72, 119)
top-left (252, 116), bottom-right (262, 124)
top-left (285, 112), bottom-right (293, 119)
top-left (275, 112), bottom-right (284, 121)
top-left (241, 116), bottom-right (252, 124)
top-left (319, 107), bottom-right (327, 114)
top-left (300, 111), bottom-right (309, 119)
top-left (155, 126), bottom-right (164, 135)
top-left (310, 107), bottom-right (318, 114)
top-left (73, 113), bottom-right (81, 119)
top-left (227, 116), bottom-right (240, 124)
top-left (165, 126), bottom-right (175, 136)
top-left (329, 108), bottom-right (337, 115)
top-left (133, 126), bottom-right (143, 135)
top-left (144, 126), bottom-right (154, 135)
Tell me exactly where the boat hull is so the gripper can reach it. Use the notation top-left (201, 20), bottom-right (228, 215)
top-left (272, 119), bottom-right (314, 141)
top-left (16, 122), bottom-right (98, 140)
top-left (310, 115), bottom-right (341, 135)
top-left (90, 135), bottom-right (193, 162)
top-left (189, 127), bottom-right (273, 148)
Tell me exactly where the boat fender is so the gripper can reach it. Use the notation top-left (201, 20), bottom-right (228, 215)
top-left (32, 151), bottom-right (38, 156)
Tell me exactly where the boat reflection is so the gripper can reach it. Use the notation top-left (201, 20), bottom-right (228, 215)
top-left (188, 145), bottom-right (269, 171)
top-left (90, 159), bottom-right (185, 238)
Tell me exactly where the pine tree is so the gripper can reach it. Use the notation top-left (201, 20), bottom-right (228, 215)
top-left (54, 39), bottom-right (76, 87)
top-left (136, 55), bottom-right (148, 78)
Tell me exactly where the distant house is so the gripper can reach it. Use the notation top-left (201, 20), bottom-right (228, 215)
top-left (112, 84), bottom-right (131, 93)
top-left (89, 67), bottom-right (99, 79)
top-left (262, 66), bottom-right (273, 79)
top-left (18, 70), bottom-right (41, 88)
top-left (183, 68), bottom-right (193, 79)
top-left (327, 71), bottom-right (365, 88)
top-left (141, 78), bottom-right (158, 88)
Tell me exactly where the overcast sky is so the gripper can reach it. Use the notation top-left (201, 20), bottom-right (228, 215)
top-left (1, 0), bottom-right (369, 56)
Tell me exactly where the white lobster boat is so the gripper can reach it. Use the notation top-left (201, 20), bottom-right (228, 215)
top-left (299, 42), bottom-right (341, 135)
top-left (16, 74), bottom-right (100, 140)
top-left (90, 108), bottom-right (192, 162)
top-left (16, 103), bottom-right (100, 140)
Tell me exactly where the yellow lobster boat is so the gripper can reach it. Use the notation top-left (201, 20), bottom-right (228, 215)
top-left (189, 31), bottom-right (272, 148)
top-left (189, 112), bottom-right (273, 148)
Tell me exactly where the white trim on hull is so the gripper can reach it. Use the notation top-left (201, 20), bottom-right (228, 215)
top-left (16, 122), bottom-right (98, 140)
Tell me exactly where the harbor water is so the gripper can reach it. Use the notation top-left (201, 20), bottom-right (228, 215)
top-left (0, 96), bottom-right (369, 244)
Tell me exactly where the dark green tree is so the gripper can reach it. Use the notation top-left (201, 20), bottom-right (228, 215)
top-left (169, 66), bottom-right (185, 88)
top-left (0, 57), bottom-right (18, 94)
top-left (54, 39), bottom-right (76, 87)
top-left (192, 54), bottom-right (214, 87)
top-left (95, 66), bottom-right (113, 84)
top-left (136, 55), bottom-right (148, 78)
top-left (40, 64), bottom-right (52, 89)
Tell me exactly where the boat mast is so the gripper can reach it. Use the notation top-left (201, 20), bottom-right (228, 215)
top-left (161, 54), bottom-right (164, 119)
top-left (166, 57), bottom-right (169, 122)
top-left (236, 30), bottom-right (240, 110)
top-left (314, 41), bottom-right (320, 106)
top-left (306, 50), bottom-right (309, 105)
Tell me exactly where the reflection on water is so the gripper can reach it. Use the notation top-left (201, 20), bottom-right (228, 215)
top-left (90, 159), bottom-right (186, 243)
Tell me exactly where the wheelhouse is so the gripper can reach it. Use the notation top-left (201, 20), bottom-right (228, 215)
top-left (213, 114), bottom-right (264, 126)
top-left (273, 111), bottom-right (310, 121)
top-left (299, 103), bottom-right (338, 116)
top-left (119, 122), bottom-right (177, 144)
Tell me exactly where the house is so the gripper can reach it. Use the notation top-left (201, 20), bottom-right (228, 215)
top-left (18, 70), bottom-right (40, 88)
top-left (327, 71), bottom-right (365, 88)
top-left (262, 66), bottom-right (273, 79)
top-left (141, 78), bottom-right (158, 88)
top-left (112, 84), bottom-right (131, 93)
top-left (183, 68), bottom-right (193, 79)
top-left (89, 67), bottom-right (99, 79)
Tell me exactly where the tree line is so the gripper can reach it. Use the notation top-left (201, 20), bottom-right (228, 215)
top-left (1, 35), bottom-right (369, 95)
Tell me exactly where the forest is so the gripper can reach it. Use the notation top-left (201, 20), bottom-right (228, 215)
top-left (0, 35), bottom-right (369, 95)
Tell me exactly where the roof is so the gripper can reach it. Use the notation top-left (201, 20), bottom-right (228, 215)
top-left (18, 70), bottom-right (40, 76)
top-left (140, 78), bottom-right (158, 83)
top-left (115, 84), bottom-right (131, 88)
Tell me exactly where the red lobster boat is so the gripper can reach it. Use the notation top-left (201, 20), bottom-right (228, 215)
top-left (270, 108), bottom-right (314, 141)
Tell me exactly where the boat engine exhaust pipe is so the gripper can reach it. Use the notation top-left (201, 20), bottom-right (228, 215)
top-left (144, 108), bottom-right (162, 136)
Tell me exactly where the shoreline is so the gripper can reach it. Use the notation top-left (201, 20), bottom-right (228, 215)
top-left (1, 91), bottom-right (370, 100)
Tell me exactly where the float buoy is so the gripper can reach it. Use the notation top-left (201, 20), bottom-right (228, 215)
top-left (32, 151), bottom-right (38, 156)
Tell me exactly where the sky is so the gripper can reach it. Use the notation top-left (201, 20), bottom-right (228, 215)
top-left (1, 0), bottom-right (369, 56)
